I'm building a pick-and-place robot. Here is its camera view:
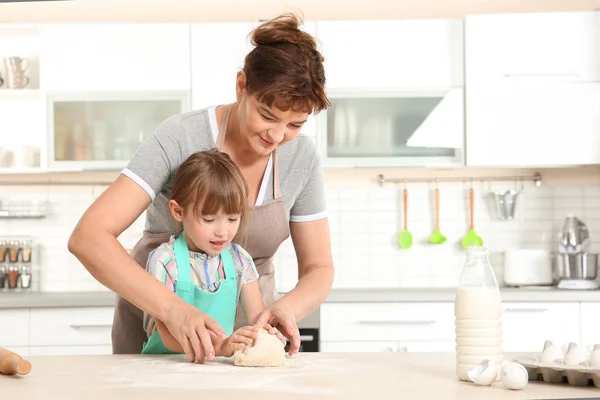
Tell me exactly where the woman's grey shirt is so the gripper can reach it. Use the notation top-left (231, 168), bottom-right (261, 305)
top-left (121, 106), bottom-right (327, 235)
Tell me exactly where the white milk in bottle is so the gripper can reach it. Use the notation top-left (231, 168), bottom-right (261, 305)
top-left (455, 246), bottom-right (503, 381)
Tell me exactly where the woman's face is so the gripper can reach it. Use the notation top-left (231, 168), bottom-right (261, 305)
top-left (235, 72), bottom-right (309, 157)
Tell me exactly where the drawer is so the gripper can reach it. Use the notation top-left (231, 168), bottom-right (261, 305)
top-left (30, 307), bottom-right (114, 346)
top-left (320, 341), bottom-right (400, 353)
top-left (0, 310), bottom-right (30, 346)
top-left (398, 341), bottom-right (455, 352)
top-left (320, 302), bottom-right (455, 342)
top-left (502, 302), bottom-right (580, 352)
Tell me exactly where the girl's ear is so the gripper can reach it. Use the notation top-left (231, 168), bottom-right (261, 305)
top-left (168, 200), bottom-right (185, 222)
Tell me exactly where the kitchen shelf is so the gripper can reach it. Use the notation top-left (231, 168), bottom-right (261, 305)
top-left (0, 200), bottom-right (49, 219)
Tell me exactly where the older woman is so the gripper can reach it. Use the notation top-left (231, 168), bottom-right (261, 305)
top-left (68, 13), bottom-right (334, 363)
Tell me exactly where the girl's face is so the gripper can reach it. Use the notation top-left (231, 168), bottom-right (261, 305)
top-left (235, 72), bottom-right (310, 157)
top-left (169, 201), bottom-right (241, 256)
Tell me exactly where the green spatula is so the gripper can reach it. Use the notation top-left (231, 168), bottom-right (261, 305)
top-left (462, 188), bottom-right (483, 248)
top-left (429, 187), bottom-right (447, 244)
top-left (398, 187), bottom-right (413, 249)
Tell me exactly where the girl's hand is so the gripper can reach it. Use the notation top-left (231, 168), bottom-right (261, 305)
top-left (163, 302), bottom-right (226, 363)
top-left (217, 326), bottom-right (260, 357)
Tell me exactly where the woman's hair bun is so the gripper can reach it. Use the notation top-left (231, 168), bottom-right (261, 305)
top-left (251, 12), bottom-right (316, 50)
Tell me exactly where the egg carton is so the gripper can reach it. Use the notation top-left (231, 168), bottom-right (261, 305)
top-left (513, 341), bottom-right (600, 388)
top-left (514, 356), bottom-right (600, 388)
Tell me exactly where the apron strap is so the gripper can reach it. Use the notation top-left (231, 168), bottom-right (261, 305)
top-left (173, 233), bottom-right (192, 284)
top-left (216, 104), bottom-right (234, 151)
top-left (215, 103), bottom-right (281, 201)
top-left (220, 246), bottom-right (237, 280)
top-left (272, 150), bottom-right (281, 200)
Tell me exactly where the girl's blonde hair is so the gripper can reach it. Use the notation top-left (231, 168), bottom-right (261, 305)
top-left (171, 149), bottom-right (249, 231)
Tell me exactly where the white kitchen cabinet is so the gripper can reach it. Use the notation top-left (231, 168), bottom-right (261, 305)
top-left (317, 88), bottom-right (464, 168)
top-left (466, 81), bottom-right (600, 167)
top-left (579, 303), bottom-right (600, 345)
top-left (465, 11), bottom-right (600, 85)
top-left (30, 307), bottom-right (113, 346)
top-left (320, 302), bottom-right (455, 342)
top-left (0, 309), bottom-right (30, 346)
top-left (190, 22), bottom-right (255, 110)
top-left (316, 19), bottom-right (463, 89)
top-left (398, 341), bottom-right (455, 352)
top-left (321, 341), bottom-right (400, 353)
top-left (47, 92), bottom-right (188, 170)
top-left (320, 302), bottom-right (582, 354)
top-left (39, 23), bottom-right (191, 92)
top-left (501, 303), bottom-right (580, 352)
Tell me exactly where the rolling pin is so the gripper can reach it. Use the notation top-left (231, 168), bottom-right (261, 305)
top-left (0, 346), bottom-right (31, 376)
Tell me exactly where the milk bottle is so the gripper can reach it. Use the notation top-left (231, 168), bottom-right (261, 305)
top-left (455, 246), bottom-right (503, 381)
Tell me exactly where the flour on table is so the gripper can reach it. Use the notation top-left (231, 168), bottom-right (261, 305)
top-left (102, 354), bottom-right (350, 395)
top-left (233, 328), bottom-right (286, 367)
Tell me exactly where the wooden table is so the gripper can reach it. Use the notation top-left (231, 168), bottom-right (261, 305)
top-left (2, 352), bottom-right (599, 399)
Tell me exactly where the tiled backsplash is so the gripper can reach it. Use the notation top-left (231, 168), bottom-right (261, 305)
top-left (275, 181), bottom-right (600, 291)
top-left (1, 177), bottom-right (600, 293)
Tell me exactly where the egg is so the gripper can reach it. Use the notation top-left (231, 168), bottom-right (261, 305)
top-left (564, 342), bottom-right (589, 366)
top-left (540, 340), bottom-right (565, 364)
top-left (501, 362), bottom-right (529, 390)
top-left (467, 359), bottom-right (499, 386)
top-left (588, 344), bottom-right (600, 368)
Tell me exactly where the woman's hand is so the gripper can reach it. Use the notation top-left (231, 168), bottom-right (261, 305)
top-left (163, 302), bottom-right (227, 363)
top-left (214, 326), bottom-right (260, 357)
top-left (254, 302), bottom-right (300, 355)
top-left (263, 324), bottom-right (286, 346)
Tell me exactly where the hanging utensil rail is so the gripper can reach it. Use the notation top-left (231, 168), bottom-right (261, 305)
top-left (376, 172), bottom-right (543, 187)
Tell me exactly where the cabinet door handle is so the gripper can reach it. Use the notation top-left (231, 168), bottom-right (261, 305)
top-left (358, 320), bottom-right (436, 326)
top-left (70, 324), bottom-right (112, 330)
top-left (300, 335), bottom-right (314, 341)
top-left (503, 308), bottom-right (548, 313)
top-left (503, 72), bottom-right (581, 80)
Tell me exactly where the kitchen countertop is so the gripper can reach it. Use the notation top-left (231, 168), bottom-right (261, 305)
top-left (1, 287), bottom-right (600, 310)
top-left (2, 353), bottom-right (599, 399)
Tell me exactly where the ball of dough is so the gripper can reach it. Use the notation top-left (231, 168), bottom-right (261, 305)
top-left (233, 328), bottom-right (286, 367)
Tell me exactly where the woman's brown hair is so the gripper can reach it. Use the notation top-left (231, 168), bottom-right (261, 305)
top-left (171, 149), bottom-right (249, 231)
top-left (244, 12), bottom-right (330, 114)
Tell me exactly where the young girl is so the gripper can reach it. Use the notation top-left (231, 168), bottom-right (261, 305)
top-left (141, 149), bottom-right (283, 358)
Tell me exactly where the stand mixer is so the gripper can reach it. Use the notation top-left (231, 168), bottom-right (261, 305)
top-left (553, 215), bottom-right (599, 290)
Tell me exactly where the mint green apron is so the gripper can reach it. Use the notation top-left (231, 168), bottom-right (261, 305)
top-left (141, 233), bottom-right (238, 354)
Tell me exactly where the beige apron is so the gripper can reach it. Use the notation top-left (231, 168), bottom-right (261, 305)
top-left (111, 103), bottom-right (290, 354)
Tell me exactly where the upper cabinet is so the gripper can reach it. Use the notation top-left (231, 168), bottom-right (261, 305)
top-left (39, 23), bottom-right (191, 92)
top-left (465, 12), bottom-right (600, 85)
top-left (465, 11), bottom-right (600, 167)
top-left (316, 19), bottom-right (464, 89)
top-left (190, 22), bottom-right (255, 110)
top-left (317, 88), bottom-right (464, 167)
top-left (466, 81), bottom-right (600, 167)
top-left (315, 19), bottom-right (465, 167)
